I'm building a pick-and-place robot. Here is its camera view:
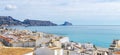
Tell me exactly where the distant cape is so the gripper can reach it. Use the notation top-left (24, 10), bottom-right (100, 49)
top-left (0, 16), bottom-right (57, 26)
top-left (0, 16), bottom-right (73, 26)
top-left (0, 16), bottom-right (22, 26)
top-left (61, 21), bottom-right (72, 26)
top-left (22, 19), bottom-right (57, 26)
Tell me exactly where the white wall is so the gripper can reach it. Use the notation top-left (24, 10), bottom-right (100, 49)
top-left (29, 41), bottom-right (35, 47)
top-left (12, 41), bottom-right (35, 47)
top-left (60, 37), bottom-right (69, 43)
top-left (36, 37), bottom-right (51, 47)
top-left (34, 47), bottom-right (54, 55)
top-left (12, 42), bottom-right (23, 47)
top-left (23, 42), bottom-right (29, 47)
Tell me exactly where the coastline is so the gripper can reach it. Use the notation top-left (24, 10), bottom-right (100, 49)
top-left (0, 26), bottom-right (119, 55)
top-left (7, 25), bottom-right (117, 48)
top-left (5, 26), bottom-right (106, 48)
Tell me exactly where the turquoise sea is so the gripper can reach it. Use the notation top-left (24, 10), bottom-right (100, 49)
top-left (7, 26), bottom-right (120, 48)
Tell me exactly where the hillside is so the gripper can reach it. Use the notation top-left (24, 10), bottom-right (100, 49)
top-left (22, 19), bottom-right (57, 26)
top-left (61, 21), bottom-right (72, 26)
top-left (0, 16), bottom-right (57, 26)
top-left (0, 16), bottom-right (22, 26)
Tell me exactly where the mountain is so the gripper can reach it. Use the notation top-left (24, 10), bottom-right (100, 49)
top-left (61, 21), bottom-right (72, 26)
top-left (0, 16), bottom-right (73, 26)
top-left (0, 16), bottom-right (22, 26)
top-left (22, 19), bottom-right (57, 26)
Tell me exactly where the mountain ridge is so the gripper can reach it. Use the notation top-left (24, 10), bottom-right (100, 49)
top-left (0, 16), bottom-right (72, 26)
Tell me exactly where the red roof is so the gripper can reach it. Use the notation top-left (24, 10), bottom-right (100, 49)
top-left (114, 51), bottom-right (120, 54)
top-left (0, 36), bottom-right (11, 42)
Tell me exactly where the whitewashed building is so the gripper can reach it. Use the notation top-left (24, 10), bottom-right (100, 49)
top-left (60, 37), bottom-right (69, 43)
top-left (11, 41), bottom-right (35, 47)
top-left (34, 47), bottom-right (63, 55)
top-left (36, 36), bottom-right (51, 47)
top-left (82, 43), bottom-right (94, 50)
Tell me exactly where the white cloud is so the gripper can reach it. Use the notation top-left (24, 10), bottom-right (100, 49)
top-left (5, 4), bottom-right (17, 10)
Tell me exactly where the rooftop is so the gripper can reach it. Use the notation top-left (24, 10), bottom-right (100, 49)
top-left (114, 51), bottom-right (120, 54)
top-left (0, 35), bottom-right (11, 42)
top-left (0, 47), bottom-right (33, 55)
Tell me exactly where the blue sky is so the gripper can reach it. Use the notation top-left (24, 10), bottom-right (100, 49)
top-left (0, 0), bottom-right (120, 25)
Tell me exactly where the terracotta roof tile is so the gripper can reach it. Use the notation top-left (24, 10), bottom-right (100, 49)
top-left (0, 36), bottom-right (11, 42)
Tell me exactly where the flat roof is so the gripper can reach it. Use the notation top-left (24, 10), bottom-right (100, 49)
top-left (0, 47), bottom-right (33, 55)
top-left (114, 51), bottom-right (120, 54)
